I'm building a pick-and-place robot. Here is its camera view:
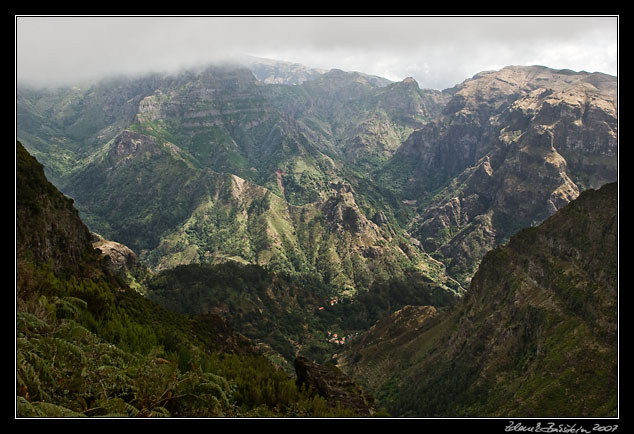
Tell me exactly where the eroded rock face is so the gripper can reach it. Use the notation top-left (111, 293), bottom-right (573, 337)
top-left (110, 130), bottom-right (163, 165)
top-left (323, 183), bottom-right (377, 236)
top-left (294, 356), bottom-right (376, 416)
top-left (91, 233), bottom-right (139, 270)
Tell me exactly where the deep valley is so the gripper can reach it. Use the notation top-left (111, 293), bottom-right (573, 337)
top-left (16, 57), bottom-right (618, 418)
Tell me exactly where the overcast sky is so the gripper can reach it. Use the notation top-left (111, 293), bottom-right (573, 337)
top-left (15, 15), bottom-right (618, 90)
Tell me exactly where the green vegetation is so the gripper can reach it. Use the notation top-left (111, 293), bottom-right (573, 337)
top-left (16, 282), bottom-right (356, 417)
top-left (351, 183), bottom-right (618, 418)
top-left (58, 123), bottom-right (454, 295)
top-left (145, 261), bottom-right (460, 370)
top-left (16, 63), bottom-right (618, 418)
top-left (16, 142), bottom-right (370, 418)
top-left (17, 65), bottom-right (444, 287)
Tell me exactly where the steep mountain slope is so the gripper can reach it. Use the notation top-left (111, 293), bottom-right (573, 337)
top-left (59, 125), bottom-right (457, 295)
top-left (16, 58), bottom-right (618, 419)
top-left (263, 69), bottom-right (448, 172)
top-left (16, 75), bottom-right (164, 187)
top-left (16, 141), bottom-right (373, 417)
top-left (18, 63), bottom-right (460, 295)
top-left (338, 182), bottom-right (618, 417)
top-left (16, 141), bottom-right (96, 274)
top-left (379, 66), bottom-right (617, 284)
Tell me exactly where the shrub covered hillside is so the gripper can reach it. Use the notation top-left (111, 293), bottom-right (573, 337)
top-left (15, 141), bottom-right (364, 418)
top-left (339, 182), bottom-right (618, 417)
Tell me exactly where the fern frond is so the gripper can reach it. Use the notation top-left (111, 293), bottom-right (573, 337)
top-left (149, 406), bottom-right (171, 417)
top-left (124, 402), bottom-right (140, 417)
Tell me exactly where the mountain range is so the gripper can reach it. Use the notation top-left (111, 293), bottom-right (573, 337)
top-left (17, 60), bottom-right (617, 290)
top-left (16, 57), bottom-right (618, 418)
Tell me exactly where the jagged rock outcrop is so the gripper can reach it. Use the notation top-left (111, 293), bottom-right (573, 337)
top-left (110, 130), bottom-right (163, 164)
top-left (294, 356), bottom-right (376, 416)
top-left (323, 182), bottom-right (381, 237)
top-left (91, 233), bottom-right (139, 270)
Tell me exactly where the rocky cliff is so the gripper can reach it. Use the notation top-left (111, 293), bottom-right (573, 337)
top-left (383, 66), bottom-right (617, 284)
top-left (16, 59), bottom-right (618, 419)
top-left (16, 141), bottom-right (98, 274)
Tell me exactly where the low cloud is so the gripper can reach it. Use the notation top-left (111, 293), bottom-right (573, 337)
top-left (16, 16), bottom-right (618, 89)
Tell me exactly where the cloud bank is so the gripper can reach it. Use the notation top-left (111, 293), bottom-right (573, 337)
top-left (16, 16), bottom-right (618, 90)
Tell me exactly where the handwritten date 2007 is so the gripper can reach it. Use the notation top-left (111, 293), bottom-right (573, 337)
top-left (505, 421), bottom-right (618, 433)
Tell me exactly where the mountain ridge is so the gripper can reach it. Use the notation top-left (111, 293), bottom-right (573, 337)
top-left (17, 61), bottom-right (617, 293)
top-left (378, 64), bottom-right (617, 284)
